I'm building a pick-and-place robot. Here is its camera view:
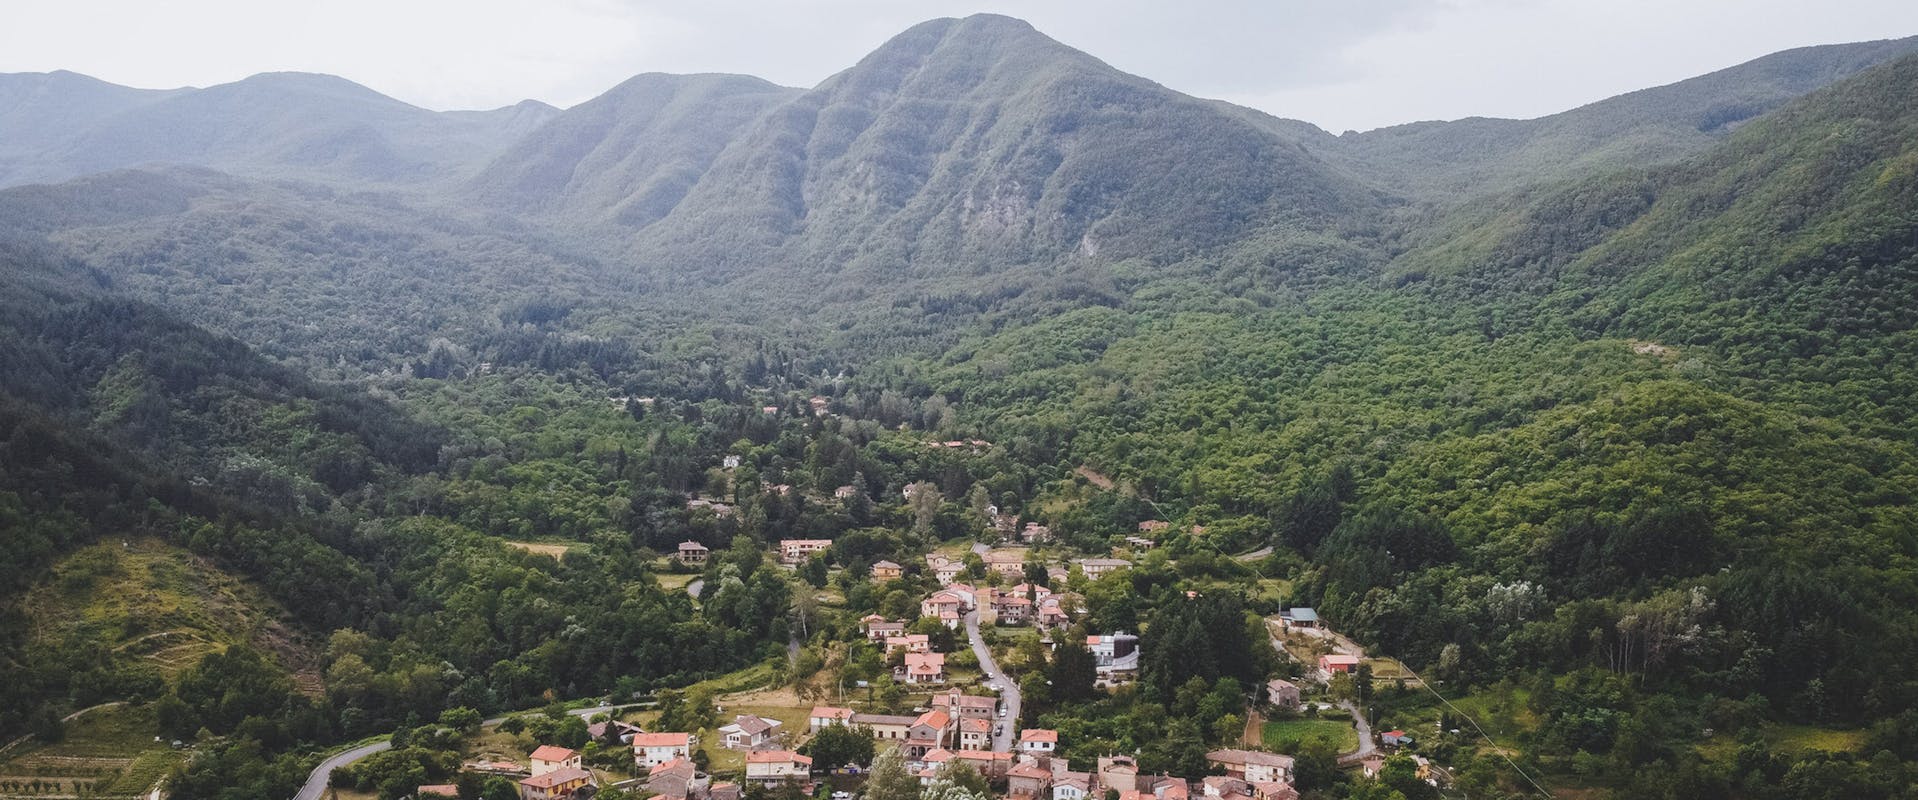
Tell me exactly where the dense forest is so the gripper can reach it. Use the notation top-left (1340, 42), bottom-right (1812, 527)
top-left (3, 13), bottom-right (1918, 800)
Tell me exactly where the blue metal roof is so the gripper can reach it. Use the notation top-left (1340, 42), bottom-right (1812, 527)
top-left (1286, 607), bottom-right (1319, 622)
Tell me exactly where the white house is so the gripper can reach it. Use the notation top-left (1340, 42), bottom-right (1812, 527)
top-left (633, 732), bottom-right (694, 769)
top-left (719, 715), bottom-right (782, 750)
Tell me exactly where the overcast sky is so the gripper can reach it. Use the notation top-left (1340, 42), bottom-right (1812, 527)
top-left (5, 0), bottom-right (1916, 132)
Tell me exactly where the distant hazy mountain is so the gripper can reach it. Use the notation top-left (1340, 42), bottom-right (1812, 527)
top-left (0, 72), bottom-right (558, 188)
top-left (466, 73), bottom-right (799, 227)
top-left (1326, 35), bottom-right (1918, 200)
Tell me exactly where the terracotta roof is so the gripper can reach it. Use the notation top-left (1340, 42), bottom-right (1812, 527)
top-left (810, 706), bottom-right (854, 720)
top-left (1008, 764), bottom-right (1052, 780)
top-left (633, 732), bottom-right (693, 747)
top-left (1019, 729), bottom-right (1058, 743)
top-left (651, 758), bottom-right (695, 777)
top-left (914, 709), bottom-right (951, 729)
top-left (746, 750), bottom-right (812, 765)
top-left (1205, 749), bottom-right (1296, 769)
top-left (529, 745), bottom-right (578, 763)
top-left (961, 718), bottom-right (991, 732)
top-left (520, 766), bottom-right (593, 789)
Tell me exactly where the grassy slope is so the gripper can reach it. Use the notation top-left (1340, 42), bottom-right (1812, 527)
top-left (21, 538), bottom-right (322, 691)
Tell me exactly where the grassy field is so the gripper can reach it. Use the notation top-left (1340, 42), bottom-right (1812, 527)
top-left (22, 538), bottom-right (321, 692)
top-left (504, 540), bottom-right (584, 559)
top-left (1261, 717), bottom-right (1359, 753)
top-left (1694, 724), bottom-right (1867, 762)
top-left (0, 704), bottom-right (183, 799)
top-left (656, 573), bottom-right (698, 592)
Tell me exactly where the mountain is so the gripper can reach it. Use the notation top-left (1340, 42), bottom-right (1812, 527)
top-left (1398, 51), bottom-right (1918, 430)
top-left (612, 14), bottom-right (1382, 283)
top-left (0, 71), bottom-right (185, 176)
top-left (1328, 35), bottom-right (1918, 201)
top-left (467, 73), bottom-right (798, 227)
top-left (0, 72), bottom-right (552, 189)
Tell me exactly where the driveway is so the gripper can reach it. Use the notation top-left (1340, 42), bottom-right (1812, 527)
top-left (963, 610), bottom-right (1019, 752)
top-left (293, 704), bottom-right (619, 800)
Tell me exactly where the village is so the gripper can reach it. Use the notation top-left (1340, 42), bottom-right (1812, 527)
top-left (385, 456), bottom-right (1444, 800)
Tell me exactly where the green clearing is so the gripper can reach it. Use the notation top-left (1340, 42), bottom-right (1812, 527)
top-left (1261, 717), bottom-right (1359, 753)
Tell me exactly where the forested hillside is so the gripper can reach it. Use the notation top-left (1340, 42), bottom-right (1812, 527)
top-left (4, 13), bottom-right (1918, 800)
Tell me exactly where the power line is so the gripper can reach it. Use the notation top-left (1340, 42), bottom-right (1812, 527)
top-left (1393, 662), bottom-right (1553, 799)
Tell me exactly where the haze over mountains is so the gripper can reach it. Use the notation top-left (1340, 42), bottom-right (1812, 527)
top-left (0, 13), bottom-right (1911, 339)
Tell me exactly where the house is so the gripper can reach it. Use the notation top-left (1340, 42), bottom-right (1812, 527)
top-left (933, 689), bottom-right (997, 721)
top-left (1278, 608), bottom-right (1319, 630)
top-left (1381, 730), bottom-right (1414, 748)
top-left (1265, 679), bottom-right (1301, 712)
top-left (1123, 536), bottom-right (1157, 550)
top-left (710, 782), bottom-right (742, 800)
top-left (1007, 583), bottom-right (1052, 602)
top-left (943, 583), bottom-right (979, 608)
top-left (719, 714), bottom-right (782, 750)
top-left (902, 652), bottom-right (947, 684)
top-left (1088, 633), bottom-right (1141, 674)
top-left (850, 713), bottom-right (915, 741)
top-left (992, 593), bottom-right (1034, 624)
top-left (1074, 558), bottom-right (1132, 581)
top-left (906, 710), bottom-right (953, 758)
top-left (530, 745), bottom-right (582, 776)
top-left (1008, 762), bottom-right (1054, 798)
top-left (518, 766), bottom-right (594, 800)
top-left (744, 751), bottom-right (812, 786)
top-left (761, 405), bottom-right (780, 416)
top-left (884, 634), bottom-right (930, 654)
top-left (835, 485), bottom-right (859, 500)
top-left (417, 786), bottom-right (458, 799)
top-left (779, 539), bottom-right (833, 564)
top-left (868, 621), bottom-right (907, 642)
top-left (676, 541), bottom-right (709, 565)
top-left (1205, 750), bottom-right (1295, 785)
top-left (1318, 654), bottom-right (1360, 676)
top-left (957, 717), bottom-right (992, 750)
top-left (1052, 771), bottom-right (1091, 800)
top-left (872, 560), bottom-right (904, 581)
top-left (1097, 755), bottom-right (1140, 794)
top-left (1019, 728), bottom-right (1058, 754)
top-left (647, 758), bottom-right (707, 800)
top-left (981, 548), bottom-right (1030, 578)
top-left (590, 719), bottom-right (645, 745)
top-left (808, 706), bottom-right (854, 733)
top-left (1200, 776), bottom-right (1252, 800)
top-left (950, 750), bottom-right (1013, 778)
top-left (928, 557), bottom-right (964, 584)
top-left (722, 455), bottom-right (742, 470)
top-left (921, 591), bottom-right (967, 621)
top-left (1359, 753), bottom-right (1386, 779)
top-left (633, 732), bottom-right (694, 768)
top-left (1020, 522), bottom-right (1052, 543)
top-left (1138, 520), bottom-right (1170, 533)
top-left (1036, 596), bottom-right (1072, 628)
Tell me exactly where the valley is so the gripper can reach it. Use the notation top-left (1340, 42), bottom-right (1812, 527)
top-left (1, 11), bottom-right (1917, 800)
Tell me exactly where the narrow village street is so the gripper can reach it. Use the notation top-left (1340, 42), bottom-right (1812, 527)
top-left (964, 609), bottom-right (1020, 752)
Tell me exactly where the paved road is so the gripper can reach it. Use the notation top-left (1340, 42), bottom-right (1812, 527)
top-left (293, 704), bottom-right (620, 800)
top-left (687, 578), bottom-right (704, 599)
top-left (1262, 617), bottom-right (1374, 761)
top-left (963, 610), bottom-right (1020, 752)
